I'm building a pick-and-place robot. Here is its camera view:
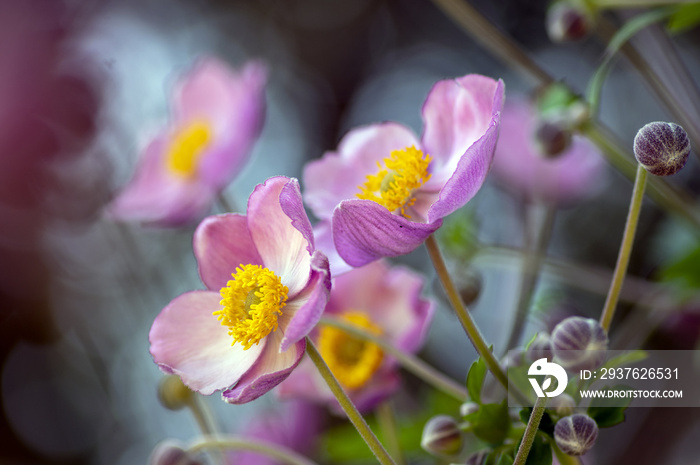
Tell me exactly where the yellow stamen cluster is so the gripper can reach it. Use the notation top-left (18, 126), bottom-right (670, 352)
top-left (166, 120), bottom-right (212, 177)
top-left (215, 264), bottom-right (289, 350)
top-left (318, 311), bottom-right (384, 390)
top-left (357, 146), bottom-right (432, 218)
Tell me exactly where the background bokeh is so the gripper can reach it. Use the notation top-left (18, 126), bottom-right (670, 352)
top-left (2, 0), bottom-right (700, 464)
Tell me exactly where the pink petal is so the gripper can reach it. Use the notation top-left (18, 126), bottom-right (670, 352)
top-left (332, 199), bottom-right (442, 267)
top-left (193, 213), bottom-right (264, 291)
top-left (149, 290), bottom-right (264, 395)
top-left (279, 250), bottom-right (331, 352)
top-left (491, 97), bottom-right (606, 206)
top-left (222, 331), bottom-right (306, 404)
top-left (314, 221), bottom-right (354, 277)
top-left (421, 75), bottom-right (503, 171)
top-left (247, 177), bottom-right (313, 297)
top-left (425, 113), bottom-right (501, 223)
top-left (303, 122), bottom-right (420, 220)
top-left (107, 135), bottom-right (215, 227)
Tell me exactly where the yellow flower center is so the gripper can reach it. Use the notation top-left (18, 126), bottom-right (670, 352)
top-left (214, 264), bottom-right (289, 350)
top-left (166, 120), bottom-right (213, 177)
top-left (356, 146), bottom-right (432, 218)
top-left (318, 311), bottom-right (384, 390)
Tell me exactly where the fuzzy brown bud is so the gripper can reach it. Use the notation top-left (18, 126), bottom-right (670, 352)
top-left (634, 121), bottom-right (690, 176)
top-left (158, 375), bottom-right (193, 411)
top-left (551, 317), bottom-right (608, 371)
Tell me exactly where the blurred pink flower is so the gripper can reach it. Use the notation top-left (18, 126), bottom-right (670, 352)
top-left (230, 400), bottom-right (325, 465)
top-left (277, 260), bottom-right (434, 413)
top-left (304, 75), bottom-right (504, 267)
top-left (491, 96), bottom-right (606, 206)
top-left (108, 56), bottom-right (266, 226)
top-left (149, 177), bottom-right (331, 403)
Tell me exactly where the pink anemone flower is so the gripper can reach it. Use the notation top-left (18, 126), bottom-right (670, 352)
top-left (108, 56), bottom-right (266, 226)
top-left (304, 74), bottom-right (504, 267)
top-left (490, 96), bottom-right (606, 206)
top-left (277, 260), bottom-right (435, 413)
top-left (149, 176), bottom-right (331, 403)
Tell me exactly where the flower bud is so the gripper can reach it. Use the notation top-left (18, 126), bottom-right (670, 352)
top-left (460, 401), bottom-right (479, 418)
top-left (634, 121), bottom-right (690, 176)
top-left (421, 415), bottom-right (463, 456)
top-left (527, 333), bottom-right (553, 362)
top-left (546, 0), bottom-right (596, 43)
top-left (158, 375), bottom-right (193, 411)
top-left (501, 348), bottom-right (526, 372)
top-left (534, 119), bottom-right (572, 158)
top-left (149, 439), bottom-right (203, 465)
top-left (554, 414), bottom-right (598, 456)
top-left (551, 317), bottom-right (608, 371)
top-left (458, 269), bottom-right (483, 307)
top-left (549, 393), bottom-right (576, 417)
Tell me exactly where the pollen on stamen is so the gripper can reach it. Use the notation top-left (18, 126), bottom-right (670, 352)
top-left (214, 264), bottom-right (288, 350)
top-left (166, 120), bottom-right (213, 177)
top-left (356, 146), bottom-right (432, 218)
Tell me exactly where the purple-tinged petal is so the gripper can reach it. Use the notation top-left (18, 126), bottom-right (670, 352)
top-left (332, 200), bottom-right (442, 267)
top-left (279, 178), bottom-right (315, 253)
top-left (303, 122), bottom-right (420, 220)
top-left (193, 213), bottom-right (264, 291)
top-left (107, 135), bottom-right (215, 227)
top-left (247, 177), bottom-right (312, 297)
top-left (149, 290), bottom-right (264, 395)
top-left (421, 75), bottom-right (504, 170)
top-left (222, 332), bottom-right (306, 404)
top-left (314, 221), bottom-right (354, 278)
top-left (425, 113), bottom-right (501, 223)
top-left (279, 250), bottom-right (331, 352)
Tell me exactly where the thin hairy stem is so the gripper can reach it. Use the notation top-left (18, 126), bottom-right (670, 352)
top-left (377, 401), bottom-right (405, 465)
top-left (185, 435), bottom-right (319, 465)
top-left (513, 396), bottom-right (548, 465)
top-left (306, 338), bottom-right (396, 465)
top-left (600, 164), bottom-right (648, 332)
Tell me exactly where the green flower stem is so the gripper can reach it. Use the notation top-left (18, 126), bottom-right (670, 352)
top-left (600, 164), bottom-right (648, 332)
top-left (513, 396), bottom-right (548, 465)
top-left (377, 401), bottom-right (405, 465)
top-left (187, 395), bottom-right (219, 436)
top-left (425, 235), bottom-right (528, 405)
top-left (319, 316), bottom-right (468, 401)
top-left (429, 0), bottom-right (700, 231)
top-left (305, 337), bottom-right (397, 465)
top-left (504, 204), bottom-right (557, 351)
top-left (186, 435), bottom-right (319, 465)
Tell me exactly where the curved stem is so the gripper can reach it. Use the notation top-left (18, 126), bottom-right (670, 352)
top-left (513, 396), bottom-right (548, 465)
top-left (185, 435), bottom-right (319, 465)
top-left (504, 204), bottom-right (557, 352)
top-left (305, 337), bottom-right (396, 465)
top-left (425, 235), bottom-right (528, 404)
top-left (600, 164), bottom-right (648, 332)
top-left (187, 395), bottom-right (218, 436)
top-left (319, 316), bottom-right (467, 401)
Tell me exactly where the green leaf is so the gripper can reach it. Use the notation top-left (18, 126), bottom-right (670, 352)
top-left (524, 433), bottom-right (553, 465)
top-left (587, 384), bottom-right (633, 428)
top-left (467, 356), bottom-right (488, 404)
top-left (519, 408), bottom-right (555, 438)
top-left (659, 242), bottom-right (700, 294)
top-left (473, 402), bottom-right (511, 445)
top-left (667, 3), bottom-right (700, 34)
